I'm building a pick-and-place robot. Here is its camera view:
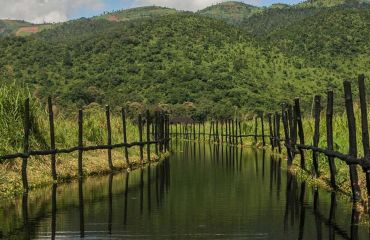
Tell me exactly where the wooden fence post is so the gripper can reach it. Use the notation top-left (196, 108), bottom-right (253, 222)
top-left (225, 120), bottom-right (228, 143)
top-left (228, 119), bottom-right (232, 143)
top-left (138, 114), bottom-right (144, 164)
top-left (239, 120), bottom-right (243, 145)
top-left (146, 110), bottom-right (151, 163)
top-left (48, 97), bottom-right (57, 181)
top-left (154, 112), bottom-right (159, 155)
top-left (121, 108), bottom-right (130, 166)
top-left (358, 74), bottom-right (370, 205)
top-left (235, 120), bottom-right (238, 145)
top-left (193, 122), bottom-right (196, 141)
top-left (22, 98), bottom-right (30, 192)
top-left (312, 96), bottom-right (321, 177)
top-left (216, 120), bottom-right (220, 143)
top-left (106, 105), bottom-right (114, 171)
top-left (198, 122), bottom-right (201, 140)
top-left (275, 112), bottom-right (282, 153)
top-left (203, 122), bottom-right (206, 141)
top-left (221, 121), bottom-right (224, 143)
top-left (268, 113), bottom-right (274, 150)
top-left (166, 114), bottom-right (170, 150)
top-left (294, 98), bottom-right (306, 170)
top-left (254, 116), bottom-right (258, 144)
top-left (343, 80), bottom-right (361, 202)
top-left (288, 104), bottom-right (297, 158)
top-left (273, 114), bottom-right (276, 149)
top-left (261, 113), bottom-right (265, 146)
top-left (78, 109), bottom-right (83, 178)
top-left (282, 104), bottom-right (293, 166)
top-left (326, 90), bottom-right (336, 189)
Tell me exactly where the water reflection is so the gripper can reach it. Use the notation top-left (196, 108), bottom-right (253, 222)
top-left (282, 167), bottom-right (361, 240)
top-left (1, 144), bottom-right (369, 239)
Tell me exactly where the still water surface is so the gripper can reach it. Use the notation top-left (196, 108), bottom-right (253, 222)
top-left (0, 143), bottom-right (369, 239)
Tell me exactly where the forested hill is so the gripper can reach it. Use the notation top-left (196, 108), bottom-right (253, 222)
top-left (1, 2), bottom-right (370, 118)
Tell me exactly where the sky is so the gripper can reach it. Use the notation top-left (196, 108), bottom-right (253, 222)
top-left (0, 0), bottom-right (301, 24)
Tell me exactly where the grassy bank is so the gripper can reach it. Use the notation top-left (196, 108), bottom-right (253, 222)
top-left (0, 83), bottom-right (167, 199)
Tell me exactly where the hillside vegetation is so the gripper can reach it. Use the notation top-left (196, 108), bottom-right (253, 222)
top-left (1, 1), bottom-right (370, 118)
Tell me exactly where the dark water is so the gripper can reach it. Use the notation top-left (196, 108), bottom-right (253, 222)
top-left (0, 142), bottom-right (369, 239)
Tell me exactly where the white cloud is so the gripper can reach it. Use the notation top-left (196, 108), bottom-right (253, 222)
top-left (131, 0), bottom-right (260, 11)
top-left (0, 0), bottom-right (104, 23)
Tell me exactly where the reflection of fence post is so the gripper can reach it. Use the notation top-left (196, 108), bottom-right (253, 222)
top-left (78, 109), bottom-right (83, 178)
top-left (48, 97), bottom-right (57, 181)
top-left (22, 98), bottom-right (30, 192)
top-left (106, 105), bottom-right (114, 171)
top-left (326, 91), bottom-right (336, 189)
top-left (343, 80), bottom-right (361, 203)
top-left (358, 74), bottom-right (370, 205)
top-left (312, 96), bottom-right (321, 177)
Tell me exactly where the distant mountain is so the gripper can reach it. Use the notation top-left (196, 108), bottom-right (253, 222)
top-left (198, 1), bottom-right (262, 24)
top-left (0, 19), bottom-right (54, 36)
top-left (95, 6), bottom-right (178, 22)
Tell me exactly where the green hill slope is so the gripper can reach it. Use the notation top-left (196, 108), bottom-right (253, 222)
top-left (0, 13), bottom-right (344, 115)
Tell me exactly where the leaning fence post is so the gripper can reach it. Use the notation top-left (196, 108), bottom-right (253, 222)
top-left (78, 109), bottom-right (83, 178)
top-left (294, 98), bottom-right (306, 170)
top-left (48, 97), bottom-right (57, 181)
top-left (358, 74), bottom-right (370, 206)
top-left (121, 108), bottom-right (130, 166)
top-left (106, 105), bottom-right (114, 171)
top-left (326, 91), bottom-right (336, 189)
top-left (22, 98), bottom-right (30, 192)
top-left (312, 96), bottom-right (321, 177)
top-left (343, 80), bottom-right (361, 202)
top-left (282, 104), bottom-right (293, 166)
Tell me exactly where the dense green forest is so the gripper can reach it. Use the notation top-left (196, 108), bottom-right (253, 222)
top-left (1, 1), bottom-right (370, 119)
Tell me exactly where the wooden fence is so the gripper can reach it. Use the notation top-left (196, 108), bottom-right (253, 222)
top-left (0, 97), bottom-right (171, 192)
top-left (171, 74), bottom-right (370, 204)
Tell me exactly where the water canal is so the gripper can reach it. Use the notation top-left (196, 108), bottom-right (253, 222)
top-left (0, 143), bottom-right (368, 239)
